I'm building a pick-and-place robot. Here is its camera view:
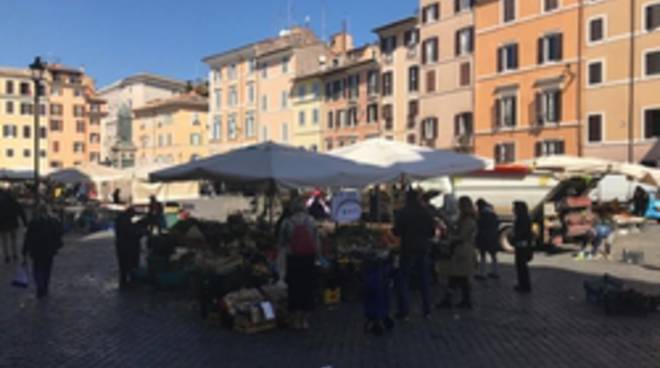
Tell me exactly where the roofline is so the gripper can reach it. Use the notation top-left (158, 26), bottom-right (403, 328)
top-left (298, 58), bottom-right (378, 80)
top-left (372, 16), bottom-right (418, 33)
top-left (132, 96), bottom-right (208, 114)
top-left (98, 73), bottom-right (187, 94)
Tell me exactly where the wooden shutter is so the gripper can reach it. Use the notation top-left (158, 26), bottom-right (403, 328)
top-left (460, 62), bottom-right (470, 86)
top-left (328, 111), bottom-right (333, 128)
top-left (454, 115), bottom-right (460, 136)
top-left (422, 6), bottom-right (428, 23)
top-left (535, 142), bottom-right (542, 157)
top-left (555, 90), bottom-right (562, 122)
top-left (494, 99), bottom-right (501, 128)
top-left (432, 118), bottom-right (439, 139)
top-left (497, 48), bottom-right (503, 72)
top-left (556, 34), bottom-right (563, 60)
top-left (645, 110), bottom-right (654, 139)
top-left (469, 28), bottom-right (474, 52)
top-left (538, 38), bottom-right (544, 64)
top-left (426, 70), bottom-right (436, 93)
top-left (455, 31), bottom-right (460, 56)
top-left (558, 141), bottom-right (565, 154)
top-left (535, 92), bottom-right (543, 125)
top-left (511, 44), bottom-right (519, 69)
top-left (511, 97), bottom-right (517, 126)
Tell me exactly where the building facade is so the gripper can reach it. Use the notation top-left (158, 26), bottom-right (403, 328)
top-left (418, 0), bottom-right (475, 150)
top-left (291, 75), bottom-right (324, 151)
top-left (0, 67), bottom-right (48, 171)
top-left (204, 27), bottom-right (329, 154)
top-left (374, 17), bottom-right (421, 144)
top-left (98, 74), bottom-right (186, 168)
top-left (474, 0), bottom-right (581, 164)
top-left (133, 93), bottom-right (208, 167)
top-left (582, 0), bottom-right (660, 165)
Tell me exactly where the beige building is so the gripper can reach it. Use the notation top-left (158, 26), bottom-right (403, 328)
top-left (133, 93), bottom-right (208, 166)
top-left (374, 17), bottom-right (421, 144)
top-left (582, 0), bottom-right (660, 165)
top-left (291, 75), bottom-right (324, 151)
top-left (418, 0), bottom-right (475, 150)
top-left (0, 67), bottom-right (48, 172)
top-left (204, 27), bottom-right (329, 153)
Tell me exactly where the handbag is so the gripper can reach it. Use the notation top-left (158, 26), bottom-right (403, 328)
top-left (11, 263), bottom-right (30, 288)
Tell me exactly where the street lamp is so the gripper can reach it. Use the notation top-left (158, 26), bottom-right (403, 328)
top-left (29, 56), bottom-right (46, 206)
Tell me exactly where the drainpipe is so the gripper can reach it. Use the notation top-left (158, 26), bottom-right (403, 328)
top-left (627, 0), bottom-right (636, 163)
top-left (577, 0), bottom-right (584, 157)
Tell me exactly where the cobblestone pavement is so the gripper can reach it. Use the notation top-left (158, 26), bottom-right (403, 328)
top-left (2, 223), bottom-right (660, 368)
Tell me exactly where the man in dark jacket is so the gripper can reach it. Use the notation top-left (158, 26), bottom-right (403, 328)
top-left (22, 206), bottom-right (63, 299)
top-left (114, 207), bottom-right (145, 288)
top-left (393, 189), bottom-right (436, 319)
top-left (475, 199), bottom-right (500, 280)
top-left (0, 189), bottom-right (28, 263)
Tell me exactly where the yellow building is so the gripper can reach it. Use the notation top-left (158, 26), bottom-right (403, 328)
top-left (0, 67), bottom-right (48, 172)
top-left (291, 76), bottom-right (323, 151)
top-left (133, 93), bottom-right (208, 167)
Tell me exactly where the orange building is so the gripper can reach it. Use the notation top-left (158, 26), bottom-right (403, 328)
top-left (47, 65), bottom-right (105, 168)
top-left (474, 0), bottom-right (581, 164)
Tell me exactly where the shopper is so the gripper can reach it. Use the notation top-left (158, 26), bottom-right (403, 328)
top-left (147, 195), bottom-right (165, 234)
top-left (513, 201), bottom-right (533, 293)
top-left (438, 196), bottom-right (477, 309)
top-left (0, 189), bottom-right (28, 264)
top-left (114, 207), bottom-right (145, 288)
top-left (22, 205), bottom-right (63, 299)
top-left (475, 199), bottom-right (500, 280)
top-left (393, 189), bottom-right (436, 319)
top-left (278, 199), bottom-right (320, 330)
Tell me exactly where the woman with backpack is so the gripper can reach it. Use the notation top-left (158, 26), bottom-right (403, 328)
top-left (278, 199), bottom-right (321, 330)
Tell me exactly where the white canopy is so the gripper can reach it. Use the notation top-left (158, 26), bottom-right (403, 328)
top-left (149, 141), bottom-right (388, 189)
top-left (48, 164), bottom-right (125, 184)
top-left (329, 138), bottom-right (488, 181)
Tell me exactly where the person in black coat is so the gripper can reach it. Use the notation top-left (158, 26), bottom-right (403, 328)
top-left (0, 189), bottom-right (28, 263)
top-left (393, 189), bottom-right (436, 319)
top-left (114, 207), bottom-right (145, 288)
top-left (512, 201), bottom-right (533, 293)
top-left (22, 206), bottom-right (63, 299)
top-left (475, 199), bottom-right (500, 281)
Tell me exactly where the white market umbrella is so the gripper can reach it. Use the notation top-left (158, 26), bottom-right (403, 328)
top-left (329, 138), bottom-right (488, 181)
top-left (149, 141), bottom-right (388, 189)
top-left (524, 155), bottom-right (617, 175)
top-left (48, 164), bottom-right (125, 184)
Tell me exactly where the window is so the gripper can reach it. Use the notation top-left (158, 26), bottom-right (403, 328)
top-left (347, 74), bottom-right (360, 99)
top-left (3, 125), bottom-right (17, 138)
top-left (228, 114), bottom-right (237, 140)
top-left (325, 82), bottom-right (332, 101)
top-left (455, 27), bottom-right (474, 56)
top-left (89, 133), bottom-right (100, 143)
top-left (543, 0), bottom-right (558, 12)
top-left (73, 105), bottom-right (85, 117)
top-left (328, 111), bottom-right (334, 129)
top-left (326, 140), bottom-right (334, 151)
top-left (367, 70), bottom-right (379, 95)
top-left (22, 126), bottom-right (31, 139)
top-left (494, 143), bottom-right (516, 164)
top-left (298, 84), bottom-right (307, 99)
top-left (249, 59), bottom-right (256, 74)
top-left (538, 33), bottom-right (563, 64)
top-left (51, 85), bottom-right (62, 96)
top-left (644, 108), bottom-right (660, 139)
top-left (282, 56), bottom-right (290, 74)
top-left (495, 95), bottom-right (517, 128)
top-left (588, 114), bottom-right (603, 142)
top-left (22, 149), bottom-right (31, 158)
top-left (645, 50), bottom-right (660, 76)
top-left (536, 89), bottom-right (562, 125)
top-left (228, 64), bottom-right (237, 80)
top-left (19, 82), bottom-right (31, 96)
top-left (332, 79), bottom-right (344, 100)
top-left (454, 112), bottom-right (474, 136)
top-left (503, 0), bottom-right (516, 23)
top-left (588, 61), bottom-right (603, 85)
top-left (214, 89), bottom-right (222, 109)
top-left (6, 149), bottom-right (14, 158)
top-left (192, 113), bottom-right (201, 126)
top-left (73, 142), bottom-right (85, 153)
top-left (347, 107), bottom-right (359, 127)
top-left (380, 35), bottom-right (397, 54)
top-left (404, 29), bottom-right (419, 47)
top-left (281, 91), bottom-right (288, 108)
top-left (40, 127), bottom-right (46, 139)
top-left (382, 104), bottom-right (394, 130)
top-left (247, 83), bottom-right (255, 105)
top-left (5, 101), bottom-right (13, 114)
top-left (589, 17), bottom-right (604, 43)
top-left (455, 0), bottom-right (474, 13)
top-left (299, 111), bottom-right (306, 126)
top-left (535, 140), bottom-right (565, 157)
top-left (367, 104), bottom-right (379, 123)
top-left (212, 116), bottom-right (222, 141)
top-left (50, 120), bottom-right (63, 131)
top-left (228, 86), bottom-right (237, 107)
top-left (382, 72), bottom-right (393, 96)
top-left (312, 83), bottom-right (321, 99)
top-left (422, 38), bottom-right (439, 64)
top-left (408, 100), bottom-right (419, 128)
top-left (190, 133), bottom-right (202, 146)
top-left (261, 62), bottom-right (268, 78)
top-left (426, 70), bottom-right (436, 93)
top-left (20, 103), bottom-right (33, 115)
top-left (312, 109), bottom-right (320, 125)
top-left (497, 43), bottom-right (519, 72)
top-left (408, 66), bottom-right (419, 92)
top-left (422, 3), bottom-right (440, 23)
top-left (282, 123), bottom-right (289, 143)
top-left (407, 134), bottom-right (416, 145)
top-left (337, 110), bottom-right (347, 127)
top-left (74, 88), bottom-right (82, 97)
top-left (646, 3), bottom-right (660, 31)
top-left (261, 95), bottom-right (268, 111)
top-left (52, 141), bottom-right (60, 153)
top-left (213, 67), bottom-right (222, 82)
top-left (459, 62), bottom-right (471, 86)
top-left (245, 112), bottom-right (256, 138)
top-left (421, 118), bottom-right (438, 140)
top-left (76, 120), bottom-right (86, 133)
top-left (5, 81), bottom-right (14, 95)
top-left (90, 152), bottom-right (100, 162)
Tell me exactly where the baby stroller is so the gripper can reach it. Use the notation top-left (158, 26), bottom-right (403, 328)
top-left (363, 251), bottom-right (395, 336)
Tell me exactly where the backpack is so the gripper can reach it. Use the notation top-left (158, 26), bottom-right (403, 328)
top-left (290, 220), bottom-right (316, 256)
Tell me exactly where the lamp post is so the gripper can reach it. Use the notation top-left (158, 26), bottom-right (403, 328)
top-left (29, 56), bottom-right (46, 207)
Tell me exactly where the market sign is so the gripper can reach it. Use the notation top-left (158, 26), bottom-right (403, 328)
top-left (331, 190), bottom-right (362, 224)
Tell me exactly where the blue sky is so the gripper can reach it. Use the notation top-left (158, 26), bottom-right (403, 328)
top-left (1, 0), bottom-right (416, 88)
